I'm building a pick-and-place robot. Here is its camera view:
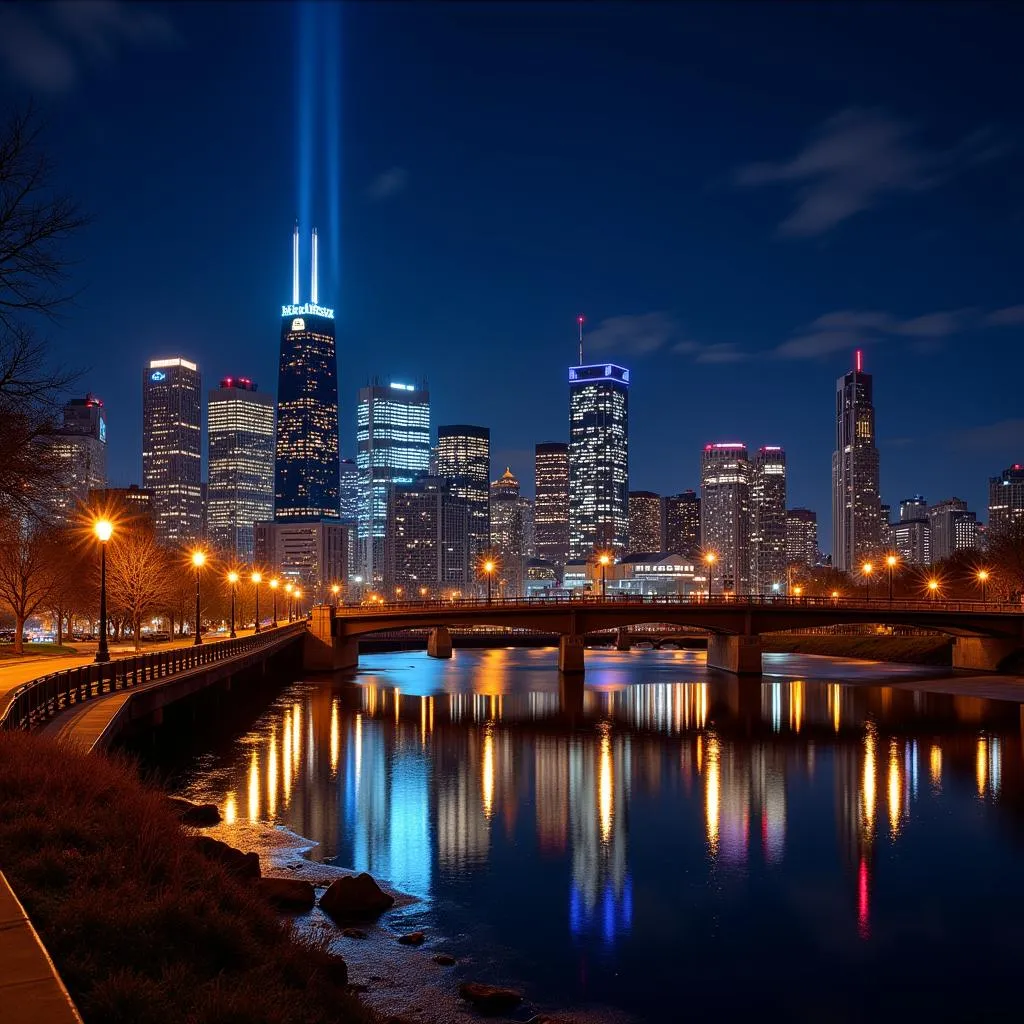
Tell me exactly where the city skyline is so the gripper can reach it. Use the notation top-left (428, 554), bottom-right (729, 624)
top-left (3, 3), bottom-right (1023, 550)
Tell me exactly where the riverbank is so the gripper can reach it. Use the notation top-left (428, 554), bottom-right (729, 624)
top-left (761, 633), bottom-right (953, 665)
top-left (0, 732), bottom-right (377, 1024)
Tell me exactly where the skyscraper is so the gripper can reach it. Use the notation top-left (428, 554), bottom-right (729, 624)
top-left (534, 442), bottom-right (570, 566)
top-left (142, 357), bottom-right (202, 545)
top-left (627, 491), bottom-right (663, 554)
top-left (893, 519), bottom-right (931, 566)
top-left (568, 363), bottom-right (629, 558)
top-left (490, 467), bottom-right (533, 596)
top-left (899, 496), bottom-right (928, 522)
top-left (663, 491), bottom-right (700, 557)
top-left (927, 497), bottom-right (979, 561)
top-left (339, 459), bottom-right (359, 523)
top-left (832, 351), bottom-right (882, 570)
top-left (274, 225), bottom-right (340, 522)
top-left (785, 508), bottom-right (818, 568)
top-left (207, 376), bottom-right (275, 562)
top-left (751, 446), bottom-right (787, 594)
top-left (357, 380), bottom-right (431, 584)
top-left (437, 425), bottom-right (490, 567)
top-left (701, 443), bottom-right (750, 594)
top-left (988, 464), bottom-right (1024, 531)
top-left (48, 394), bottom-right (106, 517)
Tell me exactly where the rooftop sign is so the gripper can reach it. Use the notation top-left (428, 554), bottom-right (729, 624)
top-left (282, 302), bottom-right (334, 320)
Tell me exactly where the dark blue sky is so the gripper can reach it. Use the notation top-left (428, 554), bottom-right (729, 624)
top-left (2, 1), bottom-right (1022, 550)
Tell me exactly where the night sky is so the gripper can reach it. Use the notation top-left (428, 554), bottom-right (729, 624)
top-left (2, 1), bottom-right (1022, 551)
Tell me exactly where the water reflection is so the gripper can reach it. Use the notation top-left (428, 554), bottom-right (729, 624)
top-left (181, 649), bottom-right (1024, 1019)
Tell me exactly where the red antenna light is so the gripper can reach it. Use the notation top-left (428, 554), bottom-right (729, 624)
top-left (855, 349), bottom-right (863, 372)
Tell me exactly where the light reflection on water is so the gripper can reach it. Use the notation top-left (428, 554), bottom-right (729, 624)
top-left (180, 649), bottom-right (1024, 1020)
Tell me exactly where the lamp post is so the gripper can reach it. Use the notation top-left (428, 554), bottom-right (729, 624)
top-left (331, 583), bottom-right (340, 607)
top-left (599, 553), bottom-right (611, 600)
top-left (191, 550), bottom-right (207, 645)
top-left (269, 578), bottom-right (279, 626)
top-left (793, 585), bottom-right (803, 600)
top-left (886, 554), bottom-right (897, 605)
top-left (93, 519), bottom-right (113, 663)
top-left (484, 559), bottom-right (495, 604)
top-left (977, 569), bottom-right (989, 604)
top-left (285, 583), bottom-right (294, 622)
top-left (294, 589), bottom-right (303, 619)
top-left (227, 570), bottom-right (239, 638)
top-left (861, 562), bottom-right (873, 601)
top-left (251, 571), bottom-right (262, 633)
top-left (928, 578), bottom-right (939, 602)
top-left (395, 585), bottom-right (403, 602)
top-left (419, 586), bottom-right (428, 601)
top-left (704, 552), bottom-right (717, 599)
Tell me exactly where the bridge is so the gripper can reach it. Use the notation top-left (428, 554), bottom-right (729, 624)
top-left (306, 595), bottom-right (1024, 675)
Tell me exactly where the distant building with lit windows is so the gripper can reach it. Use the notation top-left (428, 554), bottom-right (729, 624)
top-left (254, 520), bottom-right (348, 594)
top-left (490, 467), bottom-right (534, 597)
top-left (142, 356), bottom-right (202, 545)
top-left (569, 363), bottom-right (629, 558)
top-left (988, 464), bottom-right (1024, 531)
top-left (357, 380), bottom-right (431, 584)
top-left (663, 491), bottom-right (700, 557)
top-left (207, 377), bottom-right (275, 562)
top-left (751, 446), bottom-right (787, 594)
top-left (701, 443), bottom-right (750, 594)
top-left (627, 491), bottom-right (662, 554)
top-left (437, 425), bottom-right (490, 565)
top-left (534, 442), bottom-right (570, 567)
top-left (785, 508), bottom-right (818, 568)
top-left (339, 459), bottom-right (359, 523)
top-left (893, 518), bottom-right (931, 567)
top-left (48, 394), bottom-right (106, 518)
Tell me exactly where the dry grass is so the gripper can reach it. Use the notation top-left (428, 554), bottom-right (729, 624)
top-left (762, 633), bottom-right (953, 665)
top-left (0, 732), bottom-right (378, 1024)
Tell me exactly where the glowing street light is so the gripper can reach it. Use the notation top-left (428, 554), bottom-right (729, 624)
top-left (191, 550), bottom-right (207, 645)
top-left (294, 589), bottom-right (303, 618)
top-left (928, 578), bottom-right (940, 601)
top-left (251, 571), bottom-right (263, 633)
top-left (704, 551), bottom-right (717, 599)
top-left (483, 558), bottom-right (496, 604)
top-left (598, 552), bottom-right (612, 600)
top-left (331, 582), bottom-right (340, 608)
top-left (269, 578), bottom-right (279, 626)
top-left (93, 518), bottom-right (114, 663)
top-left (793, 585), bottom-right (803, 598)
top-left (227, 570), bottom-right (239, 638)
top-left (861, 562), bottom-right (874, 601)
top-left (885, 553), bottom-right (898, 604)
top-left (419, 586), bottom-right (428, 599)
top-left (977, 569), bottom-right (990, 604)
top-left (831, 590), bottom-right (840, 601)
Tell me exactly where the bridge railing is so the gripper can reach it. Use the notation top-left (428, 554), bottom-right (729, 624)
top-left (336, 594), bottom-right (1021, 615)
top-left (0, 622), bottom-right (307, 734)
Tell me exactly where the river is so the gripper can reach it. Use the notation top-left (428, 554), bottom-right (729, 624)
top-left (162, 648), bottom-right (1024, 1022)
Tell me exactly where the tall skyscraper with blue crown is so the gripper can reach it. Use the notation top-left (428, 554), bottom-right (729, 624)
top-left (274, 224), bottom-right (340, 521)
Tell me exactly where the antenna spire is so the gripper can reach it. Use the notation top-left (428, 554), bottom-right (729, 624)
top-left (311, 228), bottom-right (319, 305)
top-left (577, 313), bottom-right (585, 365)
top-left (855, 348), bottom-right (863, 373)
top-left (292, 222), bottom-right (300, 305)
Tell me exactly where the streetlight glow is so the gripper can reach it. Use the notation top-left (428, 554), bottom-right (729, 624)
top-left (227, 570), bottom-right (239, 585)
top-left (93, 519), bottom-right (113, 543)
top-left (251, 571), bottom-right (262, 585)
top-left (191, 550), bottom-right (207, 568)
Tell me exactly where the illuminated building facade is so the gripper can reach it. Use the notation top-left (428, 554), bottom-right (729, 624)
top-left (339, 459), bottom-right (359, 523)
top-left (751, 446), bottom-right (787, 594)
top-left (832, 351), bottom-right (882, 570)
top-left (385, 474), bottom-right (469, 593)
top-left (701, 443), bottom-right (751, 594)
top-left (988, 464), bottom-right (1024, 531)
top-left (207, 377), bottom-right (275, 562)
top-left (274, 225), bottom-right (340, 522)
top-left (534, 442), bottom-right (570, 567)
top-left (627, 491), bottom-right (662, 554)
top-left (49, 394), bottom-right (107, 517)
top-left (785, 508), bottom-right (818, 567)
top-left (253, 519), bottom-right (348, 592)
top-left (893, 518), bottom-right (931, 567)
top-left (357, 380), bottom-right (431, 584)
top-left (664, 490), bottom-right (700, 556)
top-left (437, 425), bottom-right (490, 565)
top-left (142, 356), bottom-right (202, 545)
top-left (569, 363), bottom-right (629, 558)
top-left (490, 467), bottom-right (534, 596)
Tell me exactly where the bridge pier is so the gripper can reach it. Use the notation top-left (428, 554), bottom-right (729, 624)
top-left (303, 607), bottom-right (359, 671)
top-left (615, 628), bottom-right (630, 652)
top-left (558, 634), bottom-right (585, 674)
top-left (952, 637), bottom-right (1022, 672)
top-left (427, 626), bottom-right (453, 659)
top-left (707, 634), bottom-right (764, 675)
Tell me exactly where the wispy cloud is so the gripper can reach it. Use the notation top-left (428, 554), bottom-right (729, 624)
top-left (366, 166), bottom-right (409, 201)
top-left (735, 108), bottom-right (1006, 237)
top-left (0, 1), bottom-right (177, 94)
top-left (695, 343), bottom-right (747, 364)
top-left (952, 419), bottom-right (1024, 453)
top-left (585, 312), bottom-right (678, 356)
top-left (987, 305), bottom-right (1024, 327)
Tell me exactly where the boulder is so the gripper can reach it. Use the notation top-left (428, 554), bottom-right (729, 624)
top-left (192, 836), bottom-right (260, 881)
top-left (168, 796), bottom-right (221, 826)
top-left (458, 982), bottom-right (523, 1014)
top-left (397, 930), bottom-right (425, 946)
top-left (433, 953), bottom-right (456, 966)
top-left (258, 877), bottom-right (315, 911)
top-left (319, 873), bottom-right (394, 921)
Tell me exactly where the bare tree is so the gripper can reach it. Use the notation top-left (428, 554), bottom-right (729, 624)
top-left (0, 518), bottom-right (61, 654)
top-left (0, 105), bottom-right (87, 516)
top-left (980, 521), bottom-right (1024, 601)
top-left (105, 530), bottom-right (177, 651)
top-left (45, 526), bottom-right (95, 645)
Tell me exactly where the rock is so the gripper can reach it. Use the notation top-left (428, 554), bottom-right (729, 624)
top-left (192, 836), bottom-right (260, 881)
top-left (458, 982), bottom-right (523, 1014)
top-left (319, 872), bottom-right (394, 921)
top-left (397, 930), bottom-right (425, 945)
top-left (342, 927), bottom-right (368, 939)
top-left (305, 947), bottom-right (348, 987)
top-left (433, 953), bottom-right (456, 966)
top-left (257, 877), bottom-right (315, 911)
top-left (167, 796), bottom-right (221, 826)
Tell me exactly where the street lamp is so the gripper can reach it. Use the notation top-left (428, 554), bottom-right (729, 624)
top-left (483, 559), bottom-right (495, 604)
top-left (285, 582), bottom-right (294, 622)
top-left (793, 585), bottom-right (803, 599)
top-left (886, 553), bottom-right (898, 604)
top-left (331, 583), bottom-right (340, 607)
top-left (191, 550), bottom-right (207, 645)
top-left (419, 586), bottom-right (428, 600)
top-left (704, 552), bottom-right (717, 599)
top-left (227, 570), bottom-right (239, 638)
top-left (861, 562), bottom-right (873, 601)
top-left (395, 585), bottom-right (404, 602)
top-left (598, 552), bottom-right (612, 600)
top-left (928, 578), bottom-right (940, 601)
top-left (269, 578), bottom-right (279, 626)
top-left (977, 569), bottom-right (990, 604)
top-left (251, 571), bottom-right (262, 633)
top-left (295, 589), bottom-right (303, 619)
top-left (831, 590), bottom-right (840, 602)
top-left (93, 519), bottom-right (114, 663)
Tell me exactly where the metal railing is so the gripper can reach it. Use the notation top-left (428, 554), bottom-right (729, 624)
top-left (0, 622), bottom-right (307, 734)
top-left (336, 594), bottom-right (1022, 615)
